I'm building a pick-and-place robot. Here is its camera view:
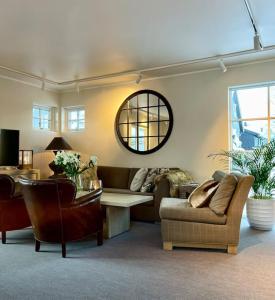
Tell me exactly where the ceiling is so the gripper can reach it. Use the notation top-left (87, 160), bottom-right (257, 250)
top-left (0, 0), bottom-right (275, 90)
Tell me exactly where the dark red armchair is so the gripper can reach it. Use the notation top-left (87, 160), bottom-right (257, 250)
top-left (0, 174), bottom-right (31, 244)
top-left (19, 178), bottom-right (103, 258)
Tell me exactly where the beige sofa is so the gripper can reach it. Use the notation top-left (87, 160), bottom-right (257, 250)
top-left (159, 171), bottom-right (254, 254)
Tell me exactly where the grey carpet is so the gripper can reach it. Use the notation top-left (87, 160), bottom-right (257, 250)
top-left (0, 219), bottom-right (275, 300)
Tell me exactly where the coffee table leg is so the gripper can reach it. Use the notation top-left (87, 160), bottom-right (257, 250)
top-left (104, 206), bottom-right (130, 238)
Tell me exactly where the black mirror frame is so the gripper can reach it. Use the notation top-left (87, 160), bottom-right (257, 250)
top-left (115, 89), bottom-right (173, 155)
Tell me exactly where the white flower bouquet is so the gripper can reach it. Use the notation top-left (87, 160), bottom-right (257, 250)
top-left (54, 151), bottom-right (97, 179)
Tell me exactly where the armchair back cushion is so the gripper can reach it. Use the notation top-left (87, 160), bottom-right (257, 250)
top-left (209, 174), bottom-right (238, 215)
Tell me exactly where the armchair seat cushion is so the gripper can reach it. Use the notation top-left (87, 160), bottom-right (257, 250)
top-left (160, 198), bottom-right (227, 225)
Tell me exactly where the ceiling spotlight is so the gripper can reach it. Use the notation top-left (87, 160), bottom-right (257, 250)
top-left (41, 79), bottom-right (45, 91)
top-left (219, 59), bottom-right (227, 73)
top-left (75, 82), bottom-right (80, 95)
top-left (254, 34), bottom-right (263, 51)
top-left (136, 74), bottom-right (142, 84)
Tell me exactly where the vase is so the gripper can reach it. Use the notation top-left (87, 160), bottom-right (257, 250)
top-left (69, 174), bottom-right (83, 191)
top-left (246, 198), bottom-right (275, 230)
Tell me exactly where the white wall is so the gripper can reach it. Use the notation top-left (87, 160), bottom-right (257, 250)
top-left (0, 78), bottom-right (59, 178)
top-left (59, 60), bottom-right (275, 182)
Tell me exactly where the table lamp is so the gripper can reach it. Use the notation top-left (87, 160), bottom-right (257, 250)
top-left (45, 137), bottom-right (72, 178)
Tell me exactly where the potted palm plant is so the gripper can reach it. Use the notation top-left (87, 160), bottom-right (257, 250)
top-left (209, 140), bottom-right (275, 230)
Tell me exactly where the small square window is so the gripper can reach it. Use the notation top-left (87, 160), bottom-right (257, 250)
top-left (32, 105), bottom-right (56, 131)
top-left (64, 107), bottom-right (85, 131)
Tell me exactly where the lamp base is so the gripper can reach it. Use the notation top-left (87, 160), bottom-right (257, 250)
top-left (48, 161), bottom-right (66, 179)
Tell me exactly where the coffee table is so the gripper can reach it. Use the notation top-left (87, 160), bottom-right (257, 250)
top-left (76, 191), bottom-right (153, 238)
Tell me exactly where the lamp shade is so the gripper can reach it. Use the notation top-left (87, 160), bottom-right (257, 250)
top-left (45, 137), bottom-right (72, 151)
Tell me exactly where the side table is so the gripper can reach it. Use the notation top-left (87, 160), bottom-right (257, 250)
top-left (178, 183), bottom-right (199, 199)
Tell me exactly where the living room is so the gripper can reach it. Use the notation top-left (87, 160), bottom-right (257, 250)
top-left (0, 0), bottom-right (275, 299)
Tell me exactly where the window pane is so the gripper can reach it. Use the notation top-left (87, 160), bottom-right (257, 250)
top-left (68, 120), bottom-right (78, 130)
top-left (41, 120), bottom-right (49, 129)
top-left (138, 137), bottom-right (146, 151)
top-left (79, 121), bottom-right (85, 129)
top-left (33, 118), bottom-right (40, 129)
top-left (232, 87), bottom-right (268, 120)
top-left (128, 138), bottom-right (137, 150)
top-left (128, 109), bottom-right (138, 123)
top-left (79, 110), bottom-right (85, 119)
top-left (41, 109), bottom-right (50, 119)
top-left (33, 108), bottom-right (40, 118)
top-left (138, 108), bottom-right (147, 122)
top-left (270, 120), bottom-right (275, 140)
top-left (68, 111), bottom-right (78, 120)
top-left (231, 120), bottom-right (268, 150)
top-left (270, 86), bottom-right (275, 117)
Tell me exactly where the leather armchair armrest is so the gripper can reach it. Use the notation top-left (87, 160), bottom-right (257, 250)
top-left (63, 188), bottom-right (102, 208)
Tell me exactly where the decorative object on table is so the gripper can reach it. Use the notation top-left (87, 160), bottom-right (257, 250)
top-left (115, 90), bottom-right (173, 155)
top-left (209, 140), bottom-right (275, 230)
top-left (89, 179), bottom-right (102, 191)
top-left (81, 162), bottom-right (98, 190)
top-left (54, 151), bottom-right (97, 191)
top-left (18, 150), bottom-right (33, 169)
top-left (45, 137), bottom-right (72, 177)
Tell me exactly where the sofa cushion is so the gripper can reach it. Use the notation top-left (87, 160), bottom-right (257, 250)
top-left (103, 188), bottom-right (154, 206)
top-left (130, 168), bottom-right (148, 192)
top-left (209, 174), bottom-right (238, 216)
top-left (159, 198), bottom-right (227, 225)
top-left (97, 166), bottom-right (130, 189)
top-left (188, 180), bottom-right (219, 208)
top-left (140, 168), bottom-right (159, 192)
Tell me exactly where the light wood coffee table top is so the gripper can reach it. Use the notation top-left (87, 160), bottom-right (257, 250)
top-left (76, 191), bottom-right (153, 207)
top-left (100, 192), bottom-right (153, 207)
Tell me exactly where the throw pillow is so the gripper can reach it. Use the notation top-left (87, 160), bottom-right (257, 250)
top-left (130, 168), bottom-right (148, 192)
top-left (188, 179), bottom-right (219, 208)
top-left (166, 170), bottom-right (194, 197)
top-left (209, 174), bottom-right (238, 216)
top-left (140, 168), bottom-right (158, 192)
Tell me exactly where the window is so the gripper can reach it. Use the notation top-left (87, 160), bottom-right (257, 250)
top-left (129, 126), bottom-right (146, 151)
top-left (65, 107), bottom-right (85, 131)
top-left (33, 105), bottom-right (56, 130)
top-left (230, 83), bottom-right (275, 150)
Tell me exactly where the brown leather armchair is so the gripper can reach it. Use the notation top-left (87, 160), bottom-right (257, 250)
top-left (0, 174), bottom-right (31, 244)
top-left (19, 178), bottom-right (103, 258)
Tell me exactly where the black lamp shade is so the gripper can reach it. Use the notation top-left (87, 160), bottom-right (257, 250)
top-left (45, 137), bottom-right (72, 151)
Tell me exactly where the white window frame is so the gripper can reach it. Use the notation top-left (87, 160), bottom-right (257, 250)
top-left (229, 82), bottom-right (275, 151)
top-left (63, 106), bottom-right (85, 132)
top-left (32, 105), bottom-right (57, 131)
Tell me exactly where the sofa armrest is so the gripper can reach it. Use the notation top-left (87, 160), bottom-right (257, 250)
top-left (153, 177), bottom-right (170, 209)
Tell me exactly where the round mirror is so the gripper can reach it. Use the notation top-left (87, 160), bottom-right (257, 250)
top-left (115, 90), bottom-right (173, 154)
